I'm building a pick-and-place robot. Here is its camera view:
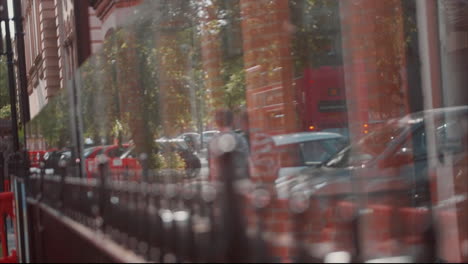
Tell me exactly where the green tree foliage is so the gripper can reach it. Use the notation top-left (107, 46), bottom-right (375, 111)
top-left (30, 0), bottom-right (248, 169)
top-left (290, 0), bottom-right (343, 73)
top-left (31, 89), bottom-right (71, 148)
top-left (0, 105), bottom-right (11, 119)
top-left (0, 58), bottom-right (11, 119)
top-left (221, 57), bottom-right (245, 111)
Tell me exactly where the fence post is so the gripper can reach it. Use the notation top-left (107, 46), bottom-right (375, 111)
top-left (252, 187), bottom-right (273, 263)
top-left (0, 153), bottom-right (4, 192)
top-left (97, 155), bottom-right (109, 231)
top-left (218, 134), bottom-right (250, 263)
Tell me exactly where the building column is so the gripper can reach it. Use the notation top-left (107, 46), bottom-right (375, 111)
top-left (238, 2), bottom-right (299, 260)
top-left (240, 0), bottom-right (298, 137)
top-left (200, 1), bottom-right (225, 117)
top-left (340, 0), bottom-right (410, 143)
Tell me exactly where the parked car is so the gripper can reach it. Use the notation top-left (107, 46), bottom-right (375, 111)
top-left (84, 144), bottom-right (130, 178)
top-left (177, 132), bottom-right (202, 152)
top-left (157, 139), bottom-right (202, 172)
top-left (273, 106), bottom-right (468, 262)
top-left (280, 106), bottom-right (468, 203)
top-left (247, 132), bottom-right (345, 197)
top-left (43, 149), bottom-right (72, 173)
top-left (274, 132), bottom-right (347, 175)
top-left (108, 139), bottom-right (202, 180)
top-left (28, 150), bottom-right (46, 168)
top-left (202, 130), bottom-right (220, 147)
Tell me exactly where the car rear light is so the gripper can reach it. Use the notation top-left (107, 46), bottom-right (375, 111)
top-left (309, 125), bottom-right (316, 131)
top-left (328, 88), bottom-right (339, 96)
top-left (363, 123), bottom-right (369, 134)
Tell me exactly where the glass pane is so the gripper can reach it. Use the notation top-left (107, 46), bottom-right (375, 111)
top-left (22, 0), bottom-right (468, 262)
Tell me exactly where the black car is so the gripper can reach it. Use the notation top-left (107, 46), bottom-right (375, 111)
top-left (157, 139), bottom-right (202, 173)
top-left (177, 132), bottom-right (202, 152)
top-left (121, 139), bottom-right (202, 177)
top-left (43, 149), bottom-right (72, 173)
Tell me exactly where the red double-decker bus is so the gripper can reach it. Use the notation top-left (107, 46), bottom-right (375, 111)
top-left (297, 66), bottom-right (349, 136)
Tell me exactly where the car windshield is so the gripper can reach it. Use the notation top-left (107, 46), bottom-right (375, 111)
top-left (204, 131), bottom-right (219, 137)
top-left (106, 146), bottom-right (129, 158)
top-left (175, 141), bottom-right (189, 150)
top-left (83, 147), bottom-right (99, 158)
top-left (301, 138), bottom-right (346, 164)
top-left (120, 147), bottom-right (136, 159)
top-left (325, 121), bottom-right (408, 168)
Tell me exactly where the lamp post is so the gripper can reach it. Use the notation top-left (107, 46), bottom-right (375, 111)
top-left (0, 1), bottom-right (30, 262)
top-left (13, 0), bottom-right (30, 125)
top-left (0, 0), bottom-right (19, 152)
top-left (0, 0), bottom-right (29, 143)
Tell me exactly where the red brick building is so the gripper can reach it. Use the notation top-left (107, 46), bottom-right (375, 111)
top-left (90, 0), bottom-right (142, 38)
top-left (241, 0), bottom-right (413, 260)
top-left (22, 0), bottom-right (103, 119)
top-left (339, 0), bottom-right (410, 143)
top-left (240, 0), bottom-right (299, 136)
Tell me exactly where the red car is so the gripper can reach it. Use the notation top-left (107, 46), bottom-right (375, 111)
top-left (106, 139), bottom-right (203, 181)
top-left (107, 148), bottom-right (142, 181)
top-left (84, 144), bottom-right (130, 178)
top-left (28, 151), bottom-right (46, 168)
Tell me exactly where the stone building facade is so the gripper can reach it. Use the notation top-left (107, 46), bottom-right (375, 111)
top-left (22, 0), bottom-right (103, 118)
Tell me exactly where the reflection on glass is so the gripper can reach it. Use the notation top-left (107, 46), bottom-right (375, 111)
top-left (23, 0), bottom-right (468, 263)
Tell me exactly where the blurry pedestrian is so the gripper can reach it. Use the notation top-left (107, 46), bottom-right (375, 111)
top-left (208, 109), bottom-right (250, 181)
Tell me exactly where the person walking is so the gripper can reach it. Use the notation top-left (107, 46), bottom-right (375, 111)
top-left (208, 109), bottom-right (250, 182)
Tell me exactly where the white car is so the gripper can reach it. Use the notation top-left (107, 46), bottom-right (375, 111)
top-left (202, 130), bottom-right (220, 146)
top-left (269, 132), bottom-right (346, 198)
top-left (272, 132), bottom-right (346, 179)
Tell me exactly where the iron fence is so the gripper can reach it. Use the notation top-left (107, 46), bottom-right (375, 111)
top-left (16, 147), bottom-right (438, 263)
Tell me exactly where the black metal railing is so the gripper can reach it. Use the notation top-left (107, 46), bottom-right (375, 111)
top-left (24, 149), bottom-right (276, 263)
top-left (19, 147), bottom-right (438, 263)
